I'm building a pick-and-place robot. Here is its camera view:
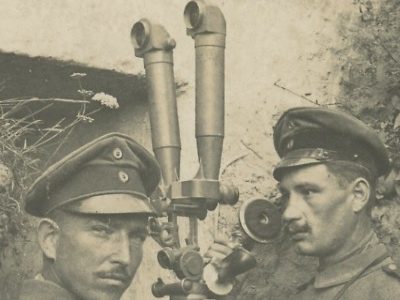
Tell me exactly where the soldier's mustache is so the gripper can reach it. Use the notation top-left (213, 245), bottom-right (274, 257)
top-left (96, 268), bottom-right (132, 284)
top-left (285, 222), bottom-right (310, 234)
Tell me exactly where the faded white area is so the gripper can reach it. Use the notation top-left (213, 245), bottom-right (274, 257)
top-left (0, 1), bottom-right (357, 299)
top-left (0, 0), bottom-right (354, 173)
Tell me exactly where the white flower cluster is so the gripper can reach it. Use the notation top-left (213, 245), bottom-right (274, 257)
top-left (91, 92), bottom-right (119, 109)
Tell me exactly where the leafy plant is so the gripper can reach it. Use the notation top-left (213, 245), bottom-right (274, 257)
top-left (0, 73), bottom-right (119, 264)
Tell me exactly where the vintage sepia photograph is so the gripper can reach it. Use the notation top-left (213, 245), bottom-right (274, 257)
top-left (0, 0), bottom-right (400, 299)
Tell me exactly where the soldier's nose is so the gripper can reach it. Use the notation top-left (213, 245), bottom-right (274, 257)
top-left (282, 196), bottom-right (302, 222)
top-left (111, 232), bottom-right (131, 266)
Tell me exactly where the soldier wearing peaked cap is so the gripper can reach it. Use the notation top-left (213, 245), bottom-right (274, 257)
top-left (273, 107), bottom-right (400, 300)
top-left (15, 133), bottom-right (161, 300)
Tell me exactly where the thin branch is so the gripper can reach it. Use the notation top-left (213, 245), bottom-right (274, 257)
top-left (240, 140), bottom-right (263, 159)
top-left (4, 103), bottom-right (53, 133)
top-left (273, 80), bottom-right (319, 106)
top-left (375, 35), bottom-right (399, 64)
top-left (44, 123), bottom-right (76, 167)
top-left (25, 107), bottom-right (102, 151)
top-left (7, 196), bottom-right (21, 213)
top-left (221, 153), bottom-right (249, 176)
top-left (0, 139), bottom-right (27, 164)
top-left (24, 118), bottom-right (80, 151)
top-left (4, 120), bottom-right (42, 141)
top-left (0, 98), bottom-right (90, 104)
top-left (1, 98), bottom-right (89, 119)
top-left (323, 102), bottom-right (342, 106)
top-left (30, 118), bottom-right (66, 147)
top-left (2, 99), bottom-right (31, 119)
top-left (0, 203), bottom-right (15, 213)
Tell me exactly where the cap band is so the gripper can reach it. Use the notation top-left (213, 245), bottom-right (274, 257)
top-left (273, 148), bottom-right (377, 180)
top-left (283, 148), bottom-right (345, 161)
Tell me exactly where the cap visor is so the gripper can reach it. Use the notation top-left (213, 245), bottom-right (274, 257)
top-left (273, 158), bottom-right (324, 180)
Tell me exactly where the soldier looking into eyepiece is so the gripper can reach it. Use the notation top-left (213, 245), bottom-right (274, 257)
top-left (209, 107), bottom-right (400, 300)
top-left (272, 107), bottom-right (400, 299)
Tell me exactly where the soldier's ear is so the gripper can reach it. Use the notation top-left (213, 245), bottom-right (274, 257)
top-left (351, 177), bottom-right (370, 213)
top-left (37, 218), bottom-right (60, 260)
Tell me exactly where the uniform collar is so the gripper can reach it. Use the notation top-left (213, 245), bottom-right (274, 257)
top-left (313, 234), bottom-right (388, 289)
top-left (19, 275), bottom-right (77, 300)
top-left (35, 273), bottom-right (46, 281)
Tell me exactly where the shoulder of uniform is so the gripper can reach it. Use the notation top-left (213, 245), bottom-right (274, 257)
top-left (0, 271), bottom-right (26, 300)
top-left (381, 263), bottom-right (400, 280)
top-left (296, 277), bottom-right (314, 292)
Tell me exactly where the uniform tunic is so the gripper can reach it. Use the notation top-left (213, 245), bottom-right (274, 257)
top-left (17, 274), bottom-right (77, 300)
top-left (291, 241), bottom-right (400, 300)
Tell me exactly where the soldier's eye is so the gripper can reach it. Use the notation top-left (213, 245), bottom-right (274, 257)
top-left (300, 188), bottom-right (316, 197)
top-left (279, 191), bottom-right (289, 203)
top-left (92, 225), bottom-right (112, 235)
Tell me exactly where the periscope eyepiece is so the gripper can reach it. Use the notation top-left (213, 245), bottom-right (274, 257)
top-left (239, 198), bottom-right (282, 243)
top-left (131, 20), bottom-right (150, 49)
top-left (184, 1), bottom-right (204, 29)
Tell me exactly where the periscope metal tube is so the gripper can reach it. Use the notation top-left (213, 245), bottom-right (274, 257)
top-left (145, 51), bottom-right (181, 185)
top-left (132, 19), bottom-right (181, 186)
top-left (185, 0), bottom-right (226, 180)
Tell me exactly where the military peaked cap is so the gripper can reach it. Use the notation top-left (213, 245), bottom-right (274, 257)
top-left (25, 132), bottom-right (161, 217)
top-left (273, 107), bottom-right (390, 180)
